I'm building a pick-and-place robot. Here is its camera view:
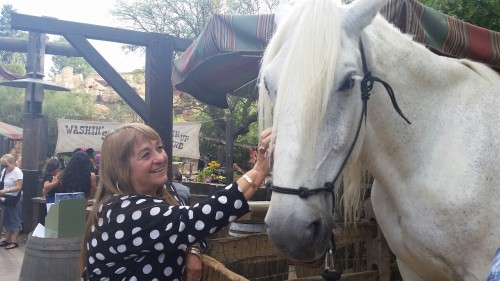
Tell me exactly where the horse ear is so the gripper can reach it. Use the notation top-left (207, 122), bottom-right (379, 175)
top-left (342, 0), bottom-right (386, 35)
top-left (275, 0), bottom-right (293, 26)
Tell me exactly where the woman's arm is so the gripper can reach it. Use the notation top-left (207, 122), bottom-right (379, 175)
top-left (42, 176), bottom-right (60, 196)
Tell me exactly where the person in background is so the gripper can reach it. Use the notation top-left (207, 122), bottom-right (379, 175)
top-left (0, 154), bottom-right (23, 250)
top-left (94, 153), bottom-right (101, 175)
top-left (488, 248), bottom-right (500, 281)
top-left (41, 158), bottom-right (62, 203)
top-left (171, 171), bottom-right (190, 205)
top-left (78, 123), bottom-right (272, 281)
top-left (60, 151), bottom-right (97, 199)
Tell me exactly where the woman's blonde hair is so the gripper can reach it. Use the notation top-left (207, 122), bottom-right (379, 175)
top-left (0, 154), bottom-right (16, 167)
top-left (77, 123), bottom-right (177, 279)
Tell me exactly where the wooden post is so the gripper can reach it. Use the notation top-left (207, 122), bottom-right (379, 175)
top-left (145, 33), bottom-right (174, 180)
top-left (20, 32), bottom-right (48, 233)
top-left (225, 117), bottom-right (234, 183)
top-left (364, 198), bottom-right (392, 281)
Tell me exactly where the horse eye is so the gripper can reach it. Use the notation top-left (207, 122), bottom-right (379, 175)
top-left (338, 76), bottom-right (356, 92)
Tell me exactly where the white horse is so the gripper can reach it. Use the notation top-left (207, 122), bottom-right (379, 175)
top-left (258, 0), bottom-right (500, 280)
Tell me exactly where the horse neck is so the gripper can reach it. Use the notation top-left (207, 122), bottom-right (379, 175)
top-left (358, 16), bottom-right (448, 185)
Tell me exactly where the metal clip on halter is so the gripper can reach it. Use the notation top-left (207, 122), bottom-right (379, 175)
top-left (321, 248), bottom-right (341, 281)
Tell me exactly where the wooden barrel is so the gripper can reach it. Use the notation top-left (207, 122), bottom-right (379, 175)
top-left (19, 233), bottom-right (82, 281)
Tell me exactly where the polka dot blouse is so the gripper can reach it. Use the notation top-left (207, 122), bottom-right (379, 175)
top-left (83, 182), bottom-right (250, 281)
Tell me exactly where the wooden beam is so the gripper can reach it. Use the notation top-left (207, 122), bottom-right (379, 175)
top-left (11, 13), bottom-right (192, 51)
top-left (0, 37), bottom-right (80, 57)
top-left (64, 34), bottom-right (149, 121)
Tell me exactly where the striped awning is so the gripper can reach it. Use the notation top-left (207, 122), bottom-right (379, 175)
top-left (173, 0), bottom-right (500, 108)
top-left (0, 121), bottom-right (23, 140)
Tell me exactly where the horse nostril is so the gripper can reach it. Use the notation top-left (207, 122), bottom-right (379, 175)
top-left (309, 219), bottom-right (322, 242)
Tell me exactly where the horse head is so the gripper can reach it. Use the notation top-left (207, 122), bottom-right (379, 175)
top-left (259, 0), bottom-right (387, 263)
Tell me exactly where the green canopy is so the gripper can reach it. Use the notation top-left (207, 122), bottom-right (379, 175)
top-left (173, 0), bottom-right (499, 108)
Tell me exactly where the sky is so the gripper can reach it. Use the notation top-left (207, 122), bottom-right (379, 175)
top-left (1, 0), bottom-right (145, 76)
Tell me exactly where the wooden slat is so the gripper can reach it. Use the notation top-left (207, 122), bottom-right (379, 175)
top-left (202, 255), bottom-right (249, 281)
top-left (291, 270), bottom-right (379, 281)
top-left (207, 233), bottom-right (282, 263)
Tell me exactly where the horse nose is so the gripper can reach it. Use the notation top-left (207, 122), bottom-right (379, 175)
top-left (265, 210), bottom-right (328, 261)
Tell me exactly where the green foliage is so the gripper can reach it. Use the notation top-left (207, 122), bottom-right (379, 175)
top-left (0, 86), bottom-right (24, 127)
top-left (49, 36), bottom-right (94, 77)
top-left (51, 55), bottom-right (94, 78)
top-left (420, 0), bottom-right (499, 31)
top-left (0, 4), bottom-right (27, 64)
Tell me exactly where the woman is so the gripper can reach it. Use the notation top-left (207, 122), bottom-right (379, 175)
top-left (61, 151), bottom-right (97, 199)
top-left (41, 158), bottom-right (62, 203)
top-left (0, 154), bottom-right (23, 250)
top-left (78, 123), bottom-right (271, 281)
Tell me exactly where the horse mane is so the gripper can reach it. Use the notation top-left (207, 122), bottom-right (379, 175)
top-left (259, 0), bottom-right (365, 222)
top-left (259, 0), bottom-right (341, 164)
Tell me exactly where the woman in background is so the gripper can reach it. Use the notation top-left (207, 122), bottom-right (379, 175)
top-left (0, 154), bottom-right (23, 249)
top-left (60, 151), bottom-right (96, 199)
top-left (41, 158), bottom-right (62, 203)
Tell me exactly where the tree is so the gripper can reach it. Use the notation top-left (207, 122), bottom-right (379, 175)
top-left (415, 0), bottom-right (498, 31)
top-left (50, 37), bottom-right (94, 78)
top-left (111, 0), bottom-right (279, 166)
top-left (0, 4), bottom-right (27, 67)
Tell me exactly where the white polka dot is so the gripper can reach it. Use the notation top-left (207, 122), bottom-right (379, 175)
top-left (109, 246), bottom-right (117, 254)
top-left (121, 200), bottom-right (131, 208)
top-left (225, 184), bottom-right (232, 190)
top-left (150, 207), bottom-right (161, 216)
top-left (210, 227), bottom-right (217, 234)
top-left (166, 223), bottom-right (173, 231)
top-left (115, 267), bottom-right (126, 274)
top-left (164, 267), bottom-right (173, 276)
top-left (106, 210), bottom-right (112, 219)
top-left (154, 242), bottom-right (164, 251)
top-left (164, 207), bottom-right (173, 216)
top-left (93, 268), bottom-right (101, 275)
top-left (158, 253), bottom-right (165, 263)
top-left (120, 195), bottom-right (130, 200)
top-left (188, 235), bottom-right (196, 243)
top-left (136, 199), bottom-right (146, 204)
top-left (91, 239), bottom-right (98, 247)
top-left (234, 200), bottom-right (243, 209)
top-left (150, 229), bottom-right (160, 240)
top-left (143, 264), bottom-right (152, 274)
top-left (179, 222), bottom-right (185, 232)
top-left (91, 225), bottom-right (95, 233)
top-left (96, 253), bottom-right (105, 260)
top-left (106, 262), bottom-right (116, 267)
top-left (202, 205), bottom-right (212, 214)
top-left (86, 242), bottom-right (90, 251)
top-left (132, 227), bottom-right (141, 235)
top-left (218, 196), bottom-right (228, 204)
top-left (229, 215), bottom-right (237, 222)
top-left (188, 210), bottom-right (194, 219)
top-left (115, 230), bottom-right (124, 239)
top-left (117, 244), bottom-right (127, 253)
top-left (195, 220), bottom-right (205, 230)
top-left (178, 244), bottom-right (187, 251)
top-left (116, 214), bottom-right (125, 223)
top-left (98, 204), bottom-right (103, 212)
top-left (177, 256), bottom-right (183, 265)
top-left (89, 256), bottom-right (95, 264)
top-left (101, 232), bottom-right (109, 241)
top-left (153, 279), bottom-right (159, 281)
top-left (215, 211), bottom-right (224, 220)
top-left (132, 210), bottom-right (142, 220)
top-left (133, 237), bottom-right (143, 246)
top-left (153, 199), bottom-right (162, 203)
top-left (169, 234), bottom-right (177, 244)
top-left (98, 218), bottom-right (104, 226)
top-left (129, 276), bottom-right (137, 281)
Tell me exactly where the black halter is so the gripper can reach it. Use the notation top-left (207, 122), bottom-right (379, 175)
top-left (267, 40), bottom-right (411, 199)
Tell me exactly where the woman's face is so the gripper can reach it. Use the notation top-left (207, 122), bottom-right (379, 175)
top-left (128, 138), bottom-right (168, 196)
